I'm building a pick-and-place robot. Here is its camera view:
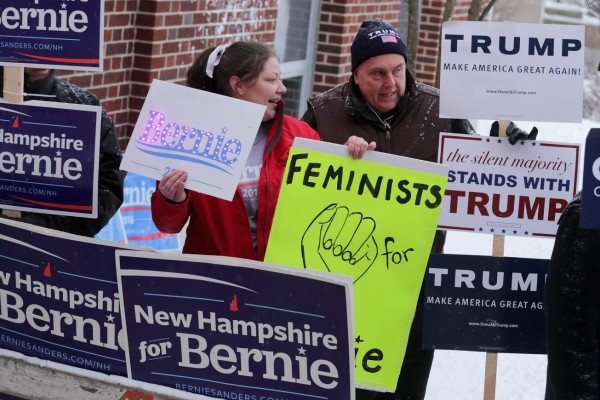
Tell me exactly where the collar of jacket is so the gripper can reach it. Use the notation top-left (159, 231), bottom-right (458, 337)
top-left (347, 69), bottom-right (419, 130)
top-left (24, 69), bottom-right (56, 100)
top-left (0, 67), bottom-right (56, 100)
top-left (265, 99), bottom-right (285, 154)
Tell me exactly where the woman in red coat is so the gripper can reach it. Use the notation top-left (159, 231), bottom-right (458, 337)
top-left (151, 41), bottom-right (373, 260)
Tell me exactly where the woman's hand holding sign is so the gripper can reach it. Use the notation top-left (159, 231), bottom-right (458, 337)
top-left (301, 203), bottom-right (379, 283)
top-left (159, 169), bottom-right (188, 203)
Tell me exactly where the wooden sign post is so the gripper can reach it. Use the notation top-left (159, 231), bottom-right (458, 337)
top-left (2, 66), bottom-right (24, 102)
top-left (1, 66), bottom-right (24, 219)
top-left (483, 120), bottom-right (510, 400)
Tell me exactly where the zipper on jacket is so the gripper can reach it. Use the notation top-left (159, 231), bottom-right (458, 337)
top-left (260, 103), bottom-right (284, 259)
top-left (366, 102), bottom-right (392, 141)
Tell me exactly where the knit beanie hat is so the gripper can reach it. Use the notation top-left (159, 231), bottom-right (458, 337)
top-left (351, 19), bottom-right (408, 71)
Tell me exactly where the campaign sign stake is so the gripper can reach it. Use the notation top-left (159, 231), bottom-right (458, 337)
top-left (0, 0), bottom-right (103, 71)
top-left (0, 100), bottom-right (101, 218)
top-left (116, 251), bottom-right (354, 400)
top-left (581, 129), bottom-right (600, 229)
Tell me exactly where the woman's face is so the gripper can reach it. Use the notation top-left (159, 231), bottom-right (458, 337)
top-left (231, 57), bottom-right (287, 122)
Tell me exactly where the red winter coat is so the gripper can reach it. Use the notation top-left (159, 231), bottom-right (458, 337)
top-left (151, 102), bottom-right (320, 261)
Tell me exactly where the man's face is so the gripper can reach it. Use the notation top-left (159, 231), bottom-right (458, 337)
top-left (353, 53), bottom-right (406, 114)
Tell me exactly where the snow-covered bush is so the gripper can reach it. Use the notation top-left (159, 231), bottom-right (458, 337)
top-left (583, 67), bottom-right (600, 121)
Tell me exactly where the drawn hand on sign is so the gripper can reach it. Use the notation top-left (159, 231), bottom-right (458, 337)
top-left (301, 203), bottom-right (378, 284)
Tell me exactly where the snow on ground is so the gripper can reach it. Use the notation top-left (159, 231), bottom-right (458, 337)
top-left (425, 118), bottom-right (600, 400)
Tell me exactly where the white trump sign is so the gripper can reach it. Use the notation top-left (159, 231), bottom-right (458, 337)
top-left (439, 21), bottom-right (585, 122)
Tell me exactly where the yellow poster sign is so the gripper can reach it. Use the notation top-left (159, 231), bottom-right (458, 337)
top-left (265, 138), bottom-right (449, 391)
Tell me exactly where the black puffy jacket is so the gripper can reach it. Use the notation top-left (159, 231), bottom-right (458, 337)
top-left (0, 69), bottom-right (125, 236)
top-left (545, 192), bottom-right (600, 399)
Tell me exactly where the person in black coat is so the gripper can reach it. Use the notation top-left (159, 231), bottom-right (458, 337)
top-left (0, 67), bottom-right (125, 237)
top-left (544, 191), bottom-right (600, 399)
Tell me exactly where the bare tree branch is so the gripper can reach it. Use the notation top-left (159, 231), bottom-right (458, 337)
top-left (406, 0), bottom-right (420, 75)
top-left (435, 0), bottom-right (457, 87)
top-left (443, 0), bottom-right (457, 21)
top-left (479, 0), bottom-right (499, 21)
top-left (468, 0), bottom-right (482, 20)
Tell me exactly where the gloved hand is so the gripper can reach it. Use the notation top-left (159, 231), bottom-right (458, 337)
top-left (490, 120), bottom-right (538, 145)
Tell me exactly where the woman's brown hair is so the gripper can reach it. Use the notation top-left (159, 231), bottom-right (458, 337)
top-left (187, 41), bottom-right (278, 96)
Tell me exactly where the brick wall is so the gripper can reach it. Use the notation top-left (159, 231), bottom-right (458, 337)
top-left (414, 0), bottom-right (475, 84)
top-left (312, 0), bottom-right (481, 93)
top-left (312, 1), bottom-right (402, 94)
top-left (55, 0), bottom-right (482, 147)
top-left (58, 0), bottom-right (279, 148)
top-left (58, 0), bottom-right (138, 149)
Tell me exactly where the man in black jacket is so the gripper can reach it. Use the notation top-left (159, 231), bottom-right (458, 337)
top-left (303, 18), bottom-right (537, 400)
top-left (0, 67), bottom-right (125, 237)
top-left (302, 19), bottom-right (474, 400)
top-left (544, 192), bottom-right (600, 399)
